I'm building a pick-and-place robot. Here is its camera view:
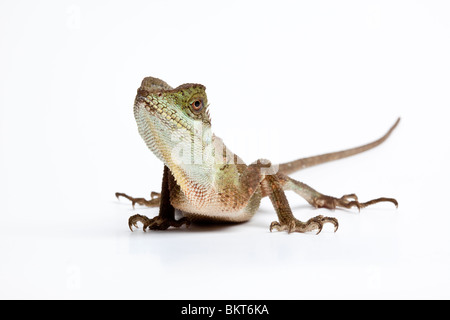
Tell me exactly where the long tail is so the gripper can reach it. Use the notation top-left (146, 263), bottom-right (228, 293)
top-left (277, 117), bottom-right (400, 175)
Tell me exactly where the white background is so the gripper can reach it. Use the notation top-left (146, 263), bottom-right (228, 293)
top-left (1, 0), bottom-right (449, 299)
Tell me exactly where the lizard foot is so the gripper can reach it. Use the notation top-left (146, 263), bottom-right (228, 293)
top-left (270, 215), bottom-right (338, 234)
top-left (313, 193), bottom-right (398, 211)
top-left (116, 192), bottom-right (160, 208)
top-left (128, 214), bottom-right (191, 232)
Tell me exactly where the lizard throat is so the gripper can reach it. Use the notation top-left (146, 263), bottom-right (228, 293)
top-left (134, 100), bottom-right (216, 207)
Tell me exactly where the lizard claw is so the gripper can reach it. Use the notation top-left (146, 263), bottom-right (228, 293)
top-left (313, 193), bottom-right (398, 211)
top-left (115, 192), bottom-right (160, 208)
top-left (150, 192), bottom-right (161, 199)
top-left (270, 215), bottom-right (339, 234)
top-left (128, 214), bottom-right (152, 232)
top-left (128, 214), bottom-right (191, 232)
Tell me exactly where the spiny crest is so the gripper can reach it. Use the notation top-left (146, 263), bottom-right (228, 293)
top-left (140, 76), bottom-right (173, 92)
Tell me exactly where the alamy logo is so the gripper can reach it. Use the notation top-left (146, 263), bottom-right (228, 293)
top-left (169, 120), bottom-right (279, 174)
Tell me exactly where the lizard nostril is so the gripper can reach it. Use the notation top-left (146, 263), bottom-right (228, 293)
top-left (137, 88), bottom-right (149, 97)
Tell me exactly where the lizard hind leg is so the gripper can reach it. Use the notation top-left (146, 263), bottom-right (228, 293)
top-left (115, 191), bottom-right (161, 208)
top-left (279, 173), bottom-right (398, 211)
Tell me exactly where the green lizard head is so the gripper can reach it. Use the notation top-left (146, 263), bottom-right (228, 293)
top-left (133, 77), bottom-right (214, 193)
top-left (134, 76), bottom-right (211, 130)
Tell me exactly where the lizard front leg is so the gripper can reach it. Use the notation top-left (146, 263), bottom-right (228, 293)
top-left (261, 174), bottom-right (338, 234)
top-left (122, 166), bottom-right (190, 231)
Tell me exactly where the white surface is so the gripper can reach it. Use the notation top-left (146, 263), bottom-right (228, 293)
top-left (1, 0), bottom-right (450, 299)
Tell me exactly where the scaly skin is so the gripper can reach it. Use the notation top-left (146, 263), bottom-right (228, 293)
top-left (117, 77), bottom-right (399, 233)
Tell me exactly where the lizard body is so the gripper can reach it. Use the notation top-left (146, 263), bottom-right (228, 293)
top-left (117, 77), bottom-right (399, 234)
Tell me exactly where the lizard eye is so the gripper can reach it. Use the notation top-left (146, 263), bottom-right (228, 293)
top-left (190, 100), bottom-right (203, 112)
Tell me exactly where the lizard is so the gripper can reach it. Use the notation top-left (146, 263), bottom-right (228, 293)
top-left (116, 76), bottom-right (399, 234)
